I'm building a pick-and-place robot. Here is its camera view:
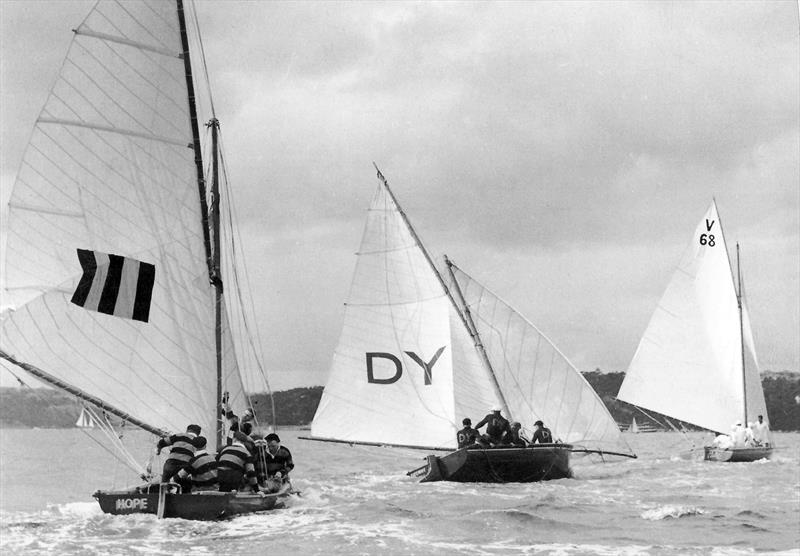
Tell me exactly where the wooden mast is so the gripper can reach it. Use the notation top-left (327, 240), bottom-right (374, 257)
top-left (176, 1), bottom-right (223, 450)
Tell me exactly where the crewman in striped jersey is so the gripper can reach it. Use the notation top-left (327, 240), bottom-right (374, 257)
top-left (175, 436), bottom-right (218, 492)
top-left (217, 439), bottom-right (259, 492)
top-left (156, 424), bottom-right (201, 483)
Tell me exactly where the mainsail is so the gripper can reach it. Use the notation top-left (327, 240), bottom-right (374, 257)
top-left (617, 201), bottom-right (768, 434)
top-left (311, 172), bottom-right (634, 457)
top-left (310, 178), bottom-right (501, 449)
top-left (0, 1), bottom-right (253, 448)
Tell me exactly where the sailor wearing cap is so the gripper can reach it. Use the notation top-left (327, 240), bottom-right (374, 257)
top-left (474, 406), bottom-right (511, 446)
top-left (530, 420), bottom-right (553, 444)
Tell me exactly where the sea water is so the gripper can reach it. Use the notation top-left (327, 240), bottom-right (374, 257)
top-left (0, 428), bottom-right (797, 555)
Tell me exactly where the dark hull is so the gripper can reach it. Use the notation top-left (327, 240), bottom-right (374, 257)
top-left (418, 444), bottom-right (572, 483)
top-left (94, 483), bottom-right (291, 520)
top-left (704, 446), bottom-right (773, 462)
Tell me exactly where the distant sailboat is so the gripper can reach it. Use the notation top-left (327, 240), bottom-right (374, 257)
top-left (617, 201), bottom-right (772, 462)
top-left (629, 417), bottom-right (639, 434)
top-left (75, 407), bottom-right (96, 429)
top-left (0, 0), bottom-right (289, 518)
top-left (306, 167), bottom-right (636, 482)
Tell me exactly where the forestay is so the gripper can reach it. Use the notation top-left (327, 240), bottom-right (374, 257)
top-left (617, 201), bottom-right (767, 434)
top-left (0, 0), bottom-right (247, 439)
top-left (311, 181), bottom-right (501, 450)
top-left (447, 263), bottom-right (633, 455)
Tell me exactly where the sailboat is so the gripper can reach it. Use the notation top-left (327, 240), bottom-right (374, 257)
top-left (306, 167), bottom-right (636, 482)
top-left (0, 0), bottom-right (290, 518)
top-left (617, 201), bottom-right (772, 463)
top-left (629, 417), bottom-right (639, 434)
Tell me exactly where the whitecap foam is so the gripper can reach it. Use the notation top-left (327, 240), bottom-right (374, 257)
top-left (640, 505), bottom-right (705, 520)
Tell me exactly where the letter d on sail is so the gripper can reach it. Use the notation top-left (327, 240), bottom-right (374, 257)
top-left (366, 352), bottom-right (402, 384)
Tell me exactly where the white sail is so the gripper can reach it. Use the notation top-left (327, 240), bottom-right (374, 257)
top-left (448, 263), bottom-right (633, 455)
top-left (617, 201), bottom-right (768, 434)
top-left (0, 1), bottom-right (249, 441)
top-left (629, 417), bottom-right (639, 433)
top-left (310, 182), bottom-right (501, 449)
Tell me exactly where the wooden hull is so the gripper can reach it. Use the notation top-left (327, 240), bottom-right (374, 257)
top-left (94, 483), bottom-right (291, 520)
top-left (417, 444), bottom-right (572, 483)
top-left (704, 445), bottom-right (773, 462)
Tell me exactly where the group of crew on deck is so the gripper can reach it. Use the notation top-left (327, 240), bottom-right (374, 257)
top-left (154, 407), bottom-right (293, 495)
top-left (710, 414), bottom-right (771, 450)
top-left (456, 407), bottom-right (555, 449)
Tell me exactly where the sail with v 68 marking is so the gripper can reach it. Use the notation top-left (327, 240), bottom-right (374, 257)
top-left (617, 201), bottom-right (768, 435)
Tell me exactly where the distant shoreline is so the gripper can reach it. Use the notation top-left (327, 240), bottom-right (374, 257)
top-left (1, 371), bottom-right (798, 431)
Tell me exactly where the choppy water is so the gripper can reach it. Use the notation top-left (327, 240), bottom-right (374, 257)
top-left (0, 428), bottom-right (798, 555)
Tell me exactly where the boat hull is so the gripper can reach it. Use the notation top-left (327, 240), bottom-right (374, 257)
top-left (703, 446), bottom-right (773, 462)
top-left (418, 444), bottom-right (572, 483)
top-left (94, 483), bottom-right (291, 520)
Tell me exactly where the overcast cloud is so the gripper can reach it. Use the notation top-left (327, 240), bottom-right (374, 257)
top-left (1, 1), bottom-right (798, 390)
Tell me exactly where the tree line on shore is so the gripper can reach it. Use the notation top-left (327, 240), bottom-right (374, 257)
top-left (1, 371), bottom-right (798, 431)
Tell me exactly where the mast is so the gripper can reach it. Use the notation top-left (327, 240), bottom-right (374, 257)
top-left (210, 118), bottom-right (224, 451)
top-left (736, 242), bottom-right (747, 425)
top-left (372, 163), bottom-right (510, 416)
top-left (0, 350), bottom-right (167, 437)
top-left (176, 1), bottom-right (223, 450)
top-left (176, 0), bottom-right (213, 272)
top-left (444, 256), bottom-right (511, 417)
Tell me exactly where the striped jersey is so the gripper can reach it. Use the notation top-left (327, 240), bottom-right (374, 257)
top-left (176, 449), bottom-right (218, 490)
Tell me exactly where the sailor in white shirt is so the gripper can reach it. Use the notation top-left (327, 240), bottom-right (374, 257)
top-left (731, 422), bottom-right (747, 448)
top-left (752, 414), bottom-right (770, 447)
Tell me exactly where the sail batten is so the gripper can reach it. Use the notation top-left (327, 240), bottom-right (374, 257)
top-left (37, 117), bottom-right (188, 146)
top-left (74, 28), bottom-right (183, 58)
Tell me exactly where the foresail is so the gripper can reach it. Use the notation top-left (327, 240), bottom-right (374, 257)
top-left (618, 201), bottom-right (746, 434)
top-left (448, 264), bottom-right (633, 455)
top-left (0, 1), bottom-right (245, 438)
top-left (742, 302), bottom-right (768, 424)
top-left (310, 182), bottom-right (500, 449)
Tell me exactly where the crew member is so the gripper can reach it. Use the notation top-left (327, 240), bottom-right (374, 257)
top-left (501, 422), bottom-right (527, 447)
top-left (530, 420), bottom-right (553, 444)
top-left (475, 407), bottom-right (511, 446)
top-left (174, 436), bottom-right (218, 492)
top-left (457, 418), bottom-right (480, 448)
top-left (217, 439), bottom-right (258, 492)
top-left (156, 424), bottom-right (201, 483)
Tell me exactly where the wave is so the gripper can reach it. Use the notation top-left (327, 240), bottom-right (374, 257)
top-left (641, 505), bottom-right (706, 520)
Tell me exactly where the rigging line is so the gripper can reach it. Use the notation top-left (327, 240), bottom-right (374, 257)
top-left (217, 138), bottom-right (275, 399)
top-left (190, 0), bottom-right (217, 118)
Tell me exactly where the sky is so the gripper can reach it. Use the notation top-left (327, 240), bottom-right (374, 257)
top-left (1, 1), bottom-right (798, 392)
